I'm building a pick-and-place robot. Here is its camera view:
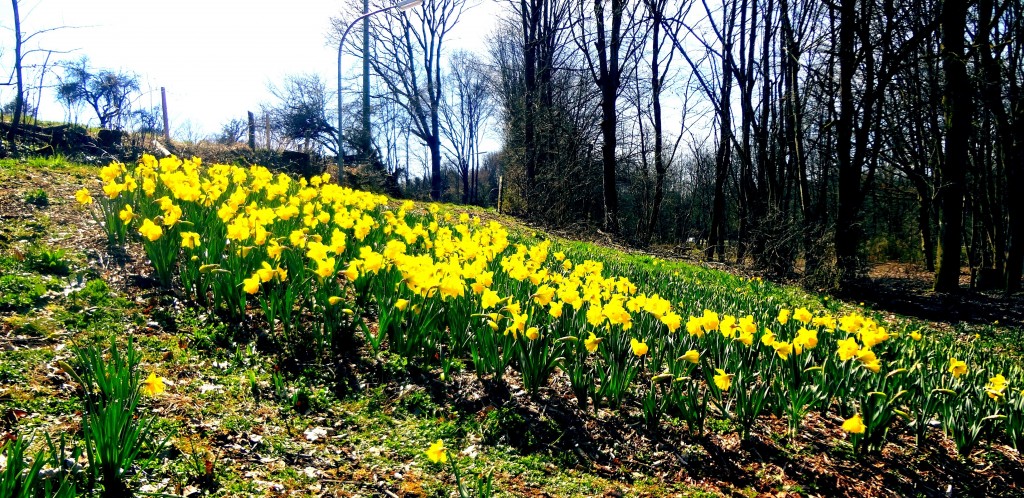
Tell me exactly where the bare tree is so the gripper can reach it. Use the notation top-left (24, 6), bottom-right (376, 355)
top-left (57, 58), bottom-right (141, 130)
top-left (352, 0), bottom-right (467, 201)
top-left (266, 73), bottom-right (337, 155)
top-left (441, 50), bottom-right (493, 204)
top-left (571, 0), bottom-right (644, 234)
top-left (635, 0), bottom-right (689, 245)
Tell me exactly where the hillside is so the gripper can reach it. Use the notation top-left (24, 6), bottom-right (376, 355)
top-left (1, 155), bottom-right (1022, 497)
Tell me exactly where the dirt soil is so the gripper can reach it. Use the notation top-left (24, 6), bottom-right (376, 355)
top-left (846, 263), bottom-right (1024, 329)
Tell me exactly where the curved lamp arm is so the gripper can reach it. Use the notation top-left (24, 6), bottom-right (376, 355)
top-left (338, 0), bottom-right (424, 169)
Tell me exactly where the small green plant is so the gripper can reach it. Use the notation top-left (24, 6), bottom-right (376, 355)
top-left (23, 188), bottom-right (50, 207)
top-left (177, 437), bottom-right (219, 494)
top-left (0, 434), bottom-right (80, 498)
top-left (64, 336), bottom-right (168, 497)
top-left (26, 246), bottom-right (71, 276)
top-left (0, 274), bottom-right (48, 312)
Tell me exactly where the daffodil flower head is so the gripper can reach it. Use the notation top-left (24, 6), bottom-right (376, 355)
top-left (948, 358), bottom-right (968, 378)
top-left (843, 414), bottom-right (866, 434)
top-left (141, 372), bottom-right (165, 396)
top-left (425, 440), bottom-right (447, 464)
top-left (713, 368), bottom-right (733, 391)
top-left (630, 337), bottom-right (648, 357)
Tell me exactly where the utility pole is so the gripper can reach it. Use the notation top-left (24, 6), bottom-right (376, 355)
top-left (362, 0), bottom-right (372, 162)
top-left (160, 87), bottom-right (170, 142)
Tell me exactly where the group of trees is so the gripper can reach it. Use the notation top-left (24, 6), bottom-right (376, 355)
top-left (333, 0), bottom-right (1022, 293)
top-left (6, 0), bottom-right (1021, 293)
top-left (3, 0), bottom-right (154, 152)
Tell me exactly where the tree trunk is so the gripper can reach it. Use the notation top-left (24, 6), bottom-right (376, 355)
top-left (934, 0), bottom-right (969, 292)
top-left (708, 70), bottom-right (732, 262)
top-left (835, 0), bottom-right (861, 284)
top-left (594, 0), bottom-right (623, 234)
top-left (644, 0), bottom-right (666, 246)
top-left (7, 0), bottom-right (24, 147)
top-left (521, 0), bottom-right (538, 204)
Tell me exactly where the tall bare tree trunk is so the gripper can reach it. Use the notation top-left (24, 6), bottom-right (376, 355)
top-left (934, 0), bottom-right (969, 292)
top-left (835, 0), bottom-right (861, 284)
top-left (643, 0), bottom-right (667, 246)
top-left (7, 0), bottom-right (24, 147)
top-left (594, 0), bottom-right (626, 234)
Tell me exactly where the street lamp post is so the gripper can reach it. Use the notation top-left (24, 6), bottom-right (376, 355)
top-left (338, 0), bottom-right (423, 170)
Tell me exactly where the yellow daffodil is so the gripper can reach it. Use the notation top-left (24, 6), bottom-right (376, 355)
top-left (660, 311), bottom-right (681, 333)
top-left (713, 369), bottom-right (733, 392)
top-left (584, 332), bottom-right (601, 353)
top-left (481, 289), bottom-right (502, 309)
top-left (548, 300), bottom-right (563, 319)
top-left (948, 358), bottom-right (968, 378)
top-left (701, 309), bottom-right (720, 333)
top-left (532, 285), bottom-right (555, 306)
top-left (686, 315), bottom-right (703, 337)
top-left (525, 326), bottom-right (540, 341)
top-left (777, 308), bottom-right (791, 325)
top-left (425, 440), bottom-right (447, 464)
top-left (75, 188), bottom-right (93, 205)
top-left (180, 231), bottom-right (201, 249)
top-left (836, 337), bottom-right (861, 361)
top-left (679, 349), bottom-right (700, 364)
top-left (774, 341), bottom-right (793, 360)
top-left (138, 218), bottom-right (163, 242)
top-left (986, 374), bottom-right (1007, 399)
top-left (141, 372), bottom-right (165, 396)
top-left (119, 204), bottom-right (135, 223)
top-left (842, 414), bottom-right (866, 434)
top-left (793, 307), bottom-right (813, 324)
top-left (395, 299), bottom-right (409, 311)
top-left (242, 274), bottom-right (260, 295)
top-left (794, 327), bottom-right (818, 350)
top-left (630, 338), bottom-right (648, 357)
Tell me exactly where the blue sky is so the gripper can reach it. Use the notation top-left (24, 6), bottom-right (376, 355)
top-left (4, 0), bottom-right (499, 138)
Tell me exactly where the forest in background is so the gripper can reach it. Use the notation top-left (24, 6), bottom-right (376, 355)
top-left (3, 0), bottom-right (1022, 294)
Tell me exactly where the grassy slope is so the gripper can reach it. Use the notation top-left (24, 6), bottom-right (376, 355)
top-left (0, 157), bottom-right (1021, 497)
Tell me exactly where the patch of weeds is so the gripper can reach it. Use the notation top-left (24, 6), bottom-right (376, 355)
top-left (177, 308), bottom-right (233, 351)
top-left (25, 245), bottom-right (71, 276)
top-left (0, 217), bottom-right (50, 245)
top-left (25, 396), bottom-right (79, 418)
top-left (0, 274), bottom-right (49, 312)
top-left (59, 280), bottom-right (128, 332)
top-left (396, 387), bottom-right (440, 418)
top-left (830, 440), bottom-right (856, 460)
top-left (3, 314), bottom-right (57, 337)
top-left (362, 384), bottom-right (389, 414)
top-left (380, 352), bottom-right (410, 380)
top-left (173, 436), bottom-right (220, 494)
top-left (68, 279), bottom-right (114, 308)
top-left (480, 407), bottom-right (560, 452)
top-left (23, 188), bottom-right (49, 207)
top-left (0, 361), bottom-right (27, 384)
top-left (223, 414), bottom-right (256, 433)
top-left (0, 255), bottom-right (21, 272)
top-left (706, 417), bottom-right (737, 434)
top-left (25, 154), bottom-right (71, 169)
